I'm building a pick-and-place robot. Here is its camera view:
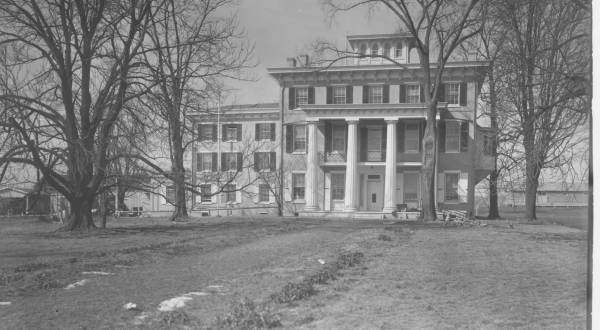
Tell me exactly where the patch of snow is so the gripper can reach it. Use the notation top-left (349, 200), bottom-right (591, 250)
top-left (124, 302), bottom-right (138, 310)
top-left (0, 302), bottom-right (11, 306)
top-left (317, 259), bottom-right (325, 265)
top-left (132, 312), bottom-right (149, 325)
top-left (185, 292), bottom-right (209, 296)
top-left (158, 296), bottom-right (193, 312)
top-left (65, 279), bottom-right (88, 290)
top-left (82, 271), bottom-right (114, 276)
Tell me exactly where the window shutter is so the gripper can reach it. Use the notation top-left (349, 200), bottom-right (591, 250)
top-left (459, 82), bottom-right (467, 106)
top-left (222, 124), bottom-right (227, 141)
top-left (438, 121), bottom-right (446, 153)
top-left (399, 84), bottom-right (406, 103)
top-left (288, 87), bottom-right (296, 109)
top-left (346, 86), bottom-right (353, 104)
top-left (419, 121), bottom-right (426, 152)
top-left (212, 153), bottom-right (218, 172)
top-left (326, 87), bottom-right (332, 104)
top-left (308, 87), bottom-right (315, 104)
top-left (285, 124), bottom-right (292, 153)
top-left (437, 173), bottom-right (445, 203)
top-left (221, 153), bottom-right (227, 171)
top-left (197, 125), bottom-right (203, 141)
top-left (362, 86), bottom-right (368, 104)
top-left (419, 85), bottom-right (425, 103)
top-left (360, 127), bottom-right (368, 161)
top-left (383, 85), bottom-right (389, 103)
top-left (305, 125), bottom-right (309, 150)
top-left (460, 121), bottom-right (469, 152)
top-left (397, 122), bottom-right (405, 153)
top-left (255, 123), bottom-right (259, 141)
top-left (237, 152), bottom-right (243, 171)
top-left (270, 123), bottom-right (276, 141)
top-left (236, 124), bottom-right (242, 141)
top-left (212, 124), bottom-right (217, 142)
top-left (270, 152), bottom-right (276, 171)
top-left (196, 153), bottom-right (202, 171)
top-left (324, 122), bottom-right (332, 153)
top-left (253, 152), bottom-right (259, 171)
top-left (381, 125), bottom-right (387, 161)
top-left (438, 83), bottom-right (445, 102)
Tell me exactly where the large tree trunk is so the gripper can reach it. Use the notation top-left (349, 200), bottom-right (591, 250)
top-left (524, 176), bottom-right (538, 220)
top-left (488, 170), bottom-right (500, 219)
top-left (65, 196), bottom-right (96, 230)
top-left (421, 103), bottom-right (437, 221)
top-left (487, 69), bottom-right (501, 219)
top-left (99, 192), bottom-right (108, 228)
top-left (169, 124), bottom-right (188, 222)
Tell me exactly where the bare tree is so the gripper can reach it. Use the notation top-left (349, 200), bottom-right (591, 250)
top-left (494, 0), bottom-right (589, 220)
top-left (0, 0), bottom-right (158, 230)
top-left (320, 0), bottom-right (481, 220)
top-left (138, 0), bottom-right (254, 221)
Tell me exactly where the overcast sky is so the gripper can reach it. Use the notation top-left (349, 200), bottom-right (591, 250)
top-left (223, 0), bottom-right (399, 105)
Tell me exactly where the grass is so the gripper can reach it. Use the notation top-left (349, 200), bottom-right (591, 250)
top-left (0, 210), bottom-right (587, 329)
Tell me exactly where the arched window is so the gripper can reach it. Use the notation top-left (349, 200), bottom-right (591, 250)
top-left (371, 43), bottom-right (379, 56)
top-left (360, 44), bottom-right (367, 56)
top-left (383, 43), bottom-right (391, 58)
top-left (395, 43), bottom-right (403, 58)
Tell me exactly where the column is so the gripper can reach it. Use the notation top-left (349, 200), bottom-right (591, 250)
top-left (383, 118), bottom-right (398, 213)
top-left (344, 119), bottom-right (359, 212)
top-left (304, 120), bottom-right (319, 211)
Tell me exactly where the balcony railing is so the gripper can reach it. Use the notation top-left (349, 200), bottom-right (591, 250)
top-left (319, 151), bottom-right (346, 164)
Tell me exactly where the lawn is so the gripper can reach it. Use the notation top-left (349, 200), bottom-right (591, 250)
top-left (0, 212), bottom-right (587, 329)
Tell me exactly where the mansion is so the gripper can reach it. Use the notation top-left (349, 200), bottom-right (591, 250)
top-left (185, 33), bottom-right (494, 218)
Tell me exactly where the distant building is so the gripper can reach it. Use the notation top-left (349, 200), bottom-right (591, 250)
top-left (505, 182), bottom-right (588, 207)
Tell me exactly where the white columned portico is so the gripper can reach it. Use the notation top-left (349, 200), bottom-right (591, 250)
top-left (344, 118), bottom-right (359, 212)
top-left (305, 119), bottom-right (319, 211)
top-left (383, 118), bottom-right (398, 213)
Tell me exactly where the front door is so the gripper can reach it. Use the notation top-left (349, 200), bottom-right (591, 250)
top-left (366, 178), bottom-right (383, 211)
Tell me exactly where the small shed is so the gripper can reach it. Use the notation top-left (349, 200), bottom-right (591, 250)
top-left (507, 182), bottom-right (588, 207)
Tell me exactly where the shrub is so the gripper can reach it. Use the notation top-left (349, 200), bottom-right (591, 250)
top-left (270, 281), bottom-right (316, 304)
top-left (305, 266), bottom-right (337, 285)
top-left (214, 298), bottom-right (281, 330)
top-left (159, 310), bottom-right (192, 328)
top-left (335, 251), bottom-right (364, 269)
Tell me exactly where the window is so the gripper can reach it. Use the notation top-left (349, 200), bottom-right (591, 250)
top-left (256, 123), bottom-right (273, 140)
top-left (444, 173), bottom-right (459, 202)
top-left (226, 126), bottom-right (237, 141)
top-left (296, 87), bottom-right (309, 106)
top-left (224, 184), bottom-right (236, 203)
top-left (404, 173), bottom-right (419, 202)
top-left (198, 153), bottom-right (213, 172)
top-left (483, 135), bottom-right (493, 156)
top-left (359, 44), bottom-right (367, 55)
top-left (255, 152), bottom-right (272, 171)
top-left (371, 44), bottom-right (379, 56)
top-left (367, 127), bottom-right (383, 161)
top-left (445, 83), bottom-right (460, 105)
top-left (333, 86), bottom-right (346, 104)
top-left (383, 43), bottom-right (391, 58)
top-left (145, 192), bottom-right (151, 200)
top-left (331, 173), bottom-right (345, 200)
top-left (222, 152), bottom-right (239, 171)
top-left (259, 184), bottom-right (270, 202)
top-left (198, 124), bottom-right (214, 141)
top-left (395, 43), bottom-right (403, 58)
top-left (445, 121), bottom-right (460, 152)
top-left (368, 85), bottom-right (383, 104)
top-left (331, 124), bottom-right (346, 152)
top-left (292, 173), bottom-right (305, 200)
top-left (404, 122), bottom-right (419, 153)
top-left (200, 184), bottom-right (211, 203)
top-left (293, 125), bottom-right (306, 152)
top-left (165, 185), bottom-right (175, 204)
top-left (407, 85), bottom-right (420, 103)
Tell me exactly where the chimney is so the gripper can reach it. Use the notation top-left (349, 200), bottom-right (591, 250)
top-left (286, 57), bottom-right (297, 68)
top-left (298, 54), bottom-right (309, 67)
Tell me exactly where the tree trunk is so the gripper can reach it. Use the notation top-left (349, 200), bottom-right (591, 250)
top-left (169, 126), bottom-right (188, 222)
top-left (524, 177), bottom-right (538, 220)
top-left (65, 196), bottom-right (96, 230)
top-left (99, 192), bottom-right (108, 228)
top-left (487, 68), bottom-right (501, 219)
top-left (421, 103), bottom-right (437, 221)
top-left (488, 170), bottom-right (500, 219)
top-left (118, 188), bottom-right (127, 211)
